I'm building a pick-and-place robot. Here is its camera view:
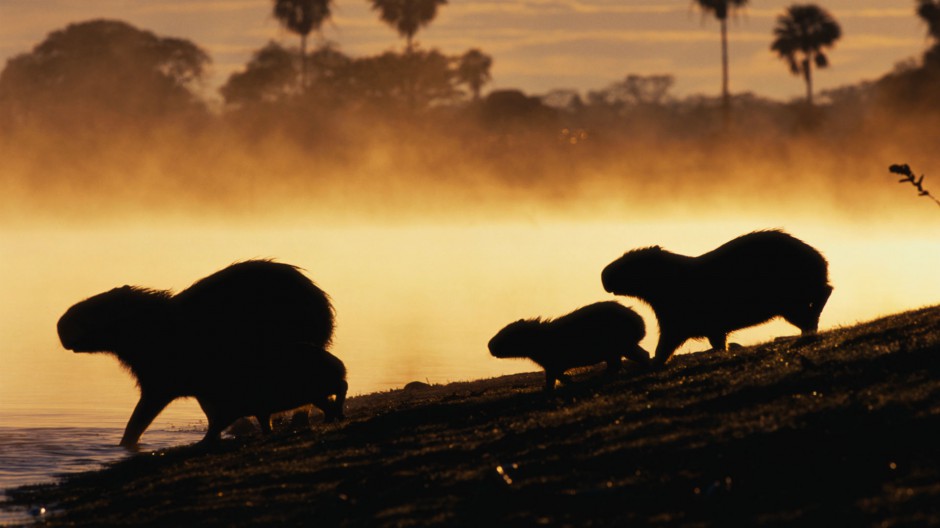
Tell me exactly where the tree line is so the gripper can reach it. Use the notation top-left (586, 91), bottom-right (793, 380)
top-left (0, 0), bottom-right (938, 142)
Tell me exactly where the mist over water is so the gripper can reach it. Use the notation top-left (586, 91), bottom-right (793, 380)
top-left (0, 140), bottom-right (940, 519)
top-left (2, 217), bottom-right (937, 523)
top-left (4, 115), bottom-right (940, 511)
top-left (3, 218), bottom-right (938, 410)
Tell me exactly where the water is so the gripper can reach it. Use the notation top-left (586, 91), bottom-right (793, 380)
top-left (1, 218), bottom-right (938, 524)
top-left (0, 426), bottom-right (205, 525)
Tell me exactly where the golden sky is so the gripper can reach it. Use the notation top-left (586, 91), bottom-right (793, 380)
top-left (0, 0), bottom-right (932, 101)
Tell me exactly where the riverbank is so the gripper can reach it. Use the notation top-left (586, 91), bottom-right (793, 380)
top-left (5, 305), bottom-right (940, 526)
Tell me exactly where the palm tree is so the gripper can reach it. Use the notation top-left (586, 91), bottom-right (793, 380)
top-left (771, 4), bottom-right (842, 106)
top-left (693, 0), bottom-right (749, 117)
top-left (917, 0), bottom-right (940, 66)
top-left (272, 0), bottom-right (333, 87)
top-left (456, 49), bottom-right (492, 101)
top-left (370, 0), bottom-right (447, 52)
top-left (917, 0), bottom-right (940, 40)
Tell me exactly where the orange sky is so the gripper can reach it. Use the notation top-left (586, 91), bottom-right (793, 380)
top-left (0, 1), bottom-right (932, 101)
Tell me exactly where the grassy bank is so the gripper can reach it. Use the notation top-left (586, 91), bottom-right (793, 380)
top-left (6, 306), bottom-right (940, 526)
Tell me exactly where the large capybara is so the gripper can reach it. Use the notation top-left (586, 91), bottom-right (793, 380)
top-left (488, 301), bottom-right (650, 392)
top-left (601, 230), bottom-right (832, 367)
top-left (56, 260), bottom-right (346, 447)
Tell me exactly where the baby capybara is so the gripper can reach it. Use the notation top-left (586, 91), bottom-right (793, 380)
top-left (206, 342), bottom-right (348, 436)
top-left (488, 301), bottom-right (649, 392)
top-left (601, 230), bottom-right (832, 367)
top-left (56, 260), bottom-right (346, 447)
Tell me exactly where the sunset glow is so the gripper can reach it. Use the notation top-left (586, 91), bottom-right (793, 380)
top-left (1, 3), bottom-right (940, 521)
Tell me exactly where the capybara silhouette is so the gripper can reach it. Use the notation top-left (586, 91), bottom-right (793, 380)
top-left (207, 342), bottom-right (347, 436)
top-left (601, 230), bottom-right (832, 367)
top-left (488, 301), bottom-right (649, 391)
top-left (56, 260), bottom-right (346, 447)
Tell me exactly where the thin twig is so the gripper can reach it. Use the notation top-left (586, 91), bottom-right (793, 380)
top-left (889, 163), bottom-right (940, 208)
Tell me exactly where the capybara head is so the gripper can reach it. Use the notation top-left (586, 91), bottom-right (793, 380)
top-left (488, 319), bottom-right (544, 359)
top-left (57, 286), bottom-right (171, 353)
top-left (602, 246), bottom-right (672, 296)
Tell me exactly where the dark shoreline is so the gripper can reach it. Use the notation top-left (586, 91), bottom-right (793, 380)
top-left (5, 305), bottom-right (940, 526)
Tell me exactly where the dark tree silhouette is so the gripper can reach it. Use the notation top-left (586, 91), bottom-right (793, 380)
top-left (588, 74), bottom-right (675, 108)
top-left (0, 19), bottom-right (208, 128)
top-left (918, 0), bottom-right (940, 40)
top-left (370, 0), bottom-right (447, 52)
top-left (771, 4), bottom-right (842, 106)
top-left (301, 44), bottom-right (354, 100)
top-left (220, 42), bottom-right (298, 105)
top-left (918, 0), bottom-right (940, 67)
top-left (347, 49), bottom-right (458, 109)
top-left (456, 48), bottom-right (492, 101)
top-left (693, 0), bottom-right (749, 118)
top-left (272, 0), bottom-right (333, 87)
top-left (221, 42), bottom-right (352, 106)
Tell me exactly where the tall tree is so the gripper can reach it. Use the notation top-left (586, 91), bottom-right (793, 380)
top-left (771, 4), bottom-right (842, 106)
top-left (272, 0), bottom-right (332, 87)
top-left (693, 0), bottom-right (748, 118)
top-left (918, 0), bottom-right (940, 66)
top-left (369, 0), bottom-right (447, 52)
top-left (347, 49), bottom-right (458, 110)
top-left (917, 0), bottom-right (940, 40)
top-left (220, 42), bottom-right (298, 106)
top-left (456, 49), bottom-right (492, 101)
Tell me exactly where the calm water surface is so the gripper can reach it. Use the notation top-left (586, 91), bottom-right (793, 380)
top-left (1, 218), bottom-right (938, 523)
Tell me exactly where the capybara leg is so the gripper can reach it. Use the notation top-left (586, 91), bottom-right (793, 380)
top-left (196, 399), bottom-right (228, 445)
top-left (256, 414), bottom-right (272, 435)
top-left (707, 334), bottom-right (728, 352)
top-left (604, 356), bottom-right (622, 374)
top-left (201, 421), bottom-right (225, 445)
top-left (543, 371), bottom-right (557, 392)
top-left (120, 393), bottom-right (171, 448)
top-left (558, 372), bottom-right (576, 385)
top-left (316, 381), bottom-right (348, 423)
top-left (625, 345), bottom-right (651, 365)
top-left (652, 332), bottom-right (685, 368)
top-left (332, 381), bottom-right (347, 421)
top-left (313, 397), bottom-right (334, 422)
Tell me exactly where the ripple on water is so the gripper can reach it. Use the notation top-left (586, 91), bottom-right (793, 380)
top-left (0, 425), bottom-right (205, 525)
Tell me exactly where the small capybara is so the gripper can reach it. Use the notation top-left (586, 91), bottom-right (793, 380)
top-left (56, 260), bottom-right (346, 447)
top-left (601, 230), bottom-right (832, 367)
top-left (488, 301), bottom-right (650, 392)
top-left (204, 342), bottom-right (348, 436)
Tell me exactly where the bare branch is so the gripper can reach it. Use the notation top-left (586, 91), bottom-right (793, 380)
top-left (889, 163), bottom-right (940, 208)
